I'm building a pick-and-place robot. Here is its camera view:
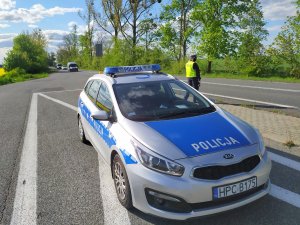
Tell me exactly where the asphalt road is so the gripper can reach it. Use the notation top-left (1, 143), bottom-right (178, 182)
top-left (0, 71), bottom-right (300, 225)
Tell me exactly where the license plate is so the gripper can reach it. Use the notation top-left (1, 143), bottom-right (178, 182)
top-left (213, 177), bottom-right (257, 199)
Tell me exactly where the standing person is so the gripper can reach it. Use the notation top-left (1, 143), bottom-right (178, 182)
top-left (185, 54), bottom-right (201, 90)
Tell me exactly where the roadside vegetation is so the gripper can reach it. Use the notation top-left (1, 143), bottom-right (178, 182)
top-left (0, 29), bottom-right (50, 86)
top-left (55, 0), bottom-right (300, 82)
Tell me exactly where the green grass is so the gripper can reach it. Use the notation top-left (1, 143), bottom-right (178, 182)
top-left (0, 73), bottom-right (48, 86)
top-left (173, 72), bottom-right (300, 83)
top-left (204, 73), bottom-right (300, 83)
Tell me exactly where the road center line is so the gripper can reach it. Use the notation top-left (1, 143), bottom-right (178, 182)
top-left (38, 93), bottom-right (77, 111)
top-left (38, 94), bottom-right (300, 211)
top-left (202, 81), bottom-right (300, 93)
top-left (270, 184), bottom-right (300, 208)
top-left (10, 94), bottom-right (37, 225)
top-left (269, 152), bottom-right (300, 172)
top-left (38, 93), bottom-right (131, 224)
top-left (202, 92), bottom-right (298, 109)
top-left (179, 80), bottom-right (298, 109)
top-left (38, 89), bottom-right (82, 94)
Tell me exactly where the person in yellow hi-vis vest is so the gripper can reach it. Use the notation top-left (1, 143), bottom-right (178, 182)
top-left (185, 55), bottom-right (201, 90)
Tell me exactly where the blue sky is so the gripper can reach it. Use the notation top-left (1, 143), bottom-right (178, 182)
top-left (0, 0), bottom-right (298, 64)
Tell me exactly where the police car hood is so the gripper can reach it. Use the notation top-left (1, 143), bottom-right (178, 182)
top-left (122, 109), bottom-right (258, 160)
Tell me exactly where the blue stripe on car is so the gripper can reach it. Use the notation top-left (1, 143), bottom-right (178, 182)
top-left (145, 112), bottom-right (251, 157)
top-left (79, 98), bottom-right (137, 164)
top-left (120, 149), bottom-right (138, 164)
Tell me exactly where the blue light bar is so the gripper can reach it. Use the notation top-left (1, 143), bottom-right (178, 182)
top-left (104, 64), bottom-right (161, 75)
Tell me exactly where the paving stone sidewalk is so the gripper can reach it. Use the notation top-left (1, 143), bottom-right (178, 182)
top-left (219, 104), bottom-right (300, 146)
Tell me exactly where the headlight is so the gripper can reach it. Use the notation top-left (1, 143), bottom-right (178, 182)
top-left (134, 142), bottom-right (184, 177)
top-left (256, 129), bottom-right (266, 156)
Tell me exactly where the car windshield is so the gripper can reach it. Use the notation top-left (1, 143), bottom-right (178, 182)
top-left (70, 64), bottom-right (77, 67)
top-left (113, 79), bottom-right (215, 121)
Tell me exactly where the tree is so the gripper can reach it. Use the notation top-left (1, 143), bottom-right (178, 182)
top-left (3, 30), bottom-right (48, 73)
top-left (79, 0), bottom-right (96, 61)
top-left (120, 0), bottom-right (157, 49)
top-left (159, 0), bottom-right (199, 61)
top-left (48, 52), bottom-right (56, 67)
top-left (268, 1), bottom-right (300, 78)
top-left (92, 0), bottom-right (124, 39)
top-left (192, 0), bottom-right (266, 73)
top-left (58, 25), bottom-right (80, 63)
top-left (237, 0), bottom-right (268, 75)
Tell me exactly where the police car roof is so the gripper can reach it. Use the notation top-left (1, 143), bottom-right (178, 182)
top-left (92, 64), bottom-right (176, 84)
top-left (92, 72), bottom-right (175, 84)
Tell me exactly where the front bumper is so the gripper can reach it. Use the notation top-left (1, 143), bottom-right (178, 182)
top-left (127, 152), bottom-right (271, 220)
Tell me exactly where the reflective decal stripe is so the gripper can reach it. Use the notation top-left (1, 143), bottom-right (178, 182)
top-left (79, 98), bottom-right (137, 164)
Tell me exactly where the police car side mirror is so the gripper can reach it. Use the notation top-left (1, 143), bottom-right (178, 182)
top-left (91, 110), bottom-right (109, 120)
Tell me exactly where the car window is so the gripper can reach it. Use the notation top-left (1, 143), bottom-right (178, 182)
top-left (114, 80), bottom-right (215, 121)
top-left (88, 80), bottom-right (101, 101)
top-left (96, 82), bottom-right (113, 112)
top-left (84, 80), bottom-right (93, 93)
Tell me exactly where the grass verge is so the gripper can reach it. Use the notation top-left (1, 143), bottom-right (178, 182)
top-left (0, 73), bottom-right (48, 86)
top-left (173, 72), bottom-right (300, 83)
top-left (201, 73), bottom-right (300, 83)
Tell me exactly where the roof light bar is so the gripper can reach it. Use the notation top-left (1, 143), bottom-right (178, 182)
top-left (104, 64), bottom-right (161, 75)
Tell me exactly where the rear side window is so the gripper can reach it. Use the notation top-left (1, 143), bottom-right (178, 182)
top-left (88, 80), bottom-right (101, 101)
top-left (96, 83), bottom-right (113, 112)
top-left (84, 80), bottom-right (93, 93)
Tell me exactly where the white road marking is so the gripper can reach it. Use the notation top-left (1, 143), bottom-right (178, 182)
top-left (270, 184), bottom-right (300, 208)
top-left (38, 93), bottom-right (77, 111)
top-left (98, 155), bottom-right (131, 225)
top-left (202, 81), bottom-right (300, 93)
top-left (269, 152), bottom-right (300, 172)
top-left (39, 89), bottom-right (82, 94)
top-left (39, 93), bottom-right (131, 224)
top-left (179, 80), bottom-right (298, 109)
top-left (10, 94), bottom-right (37, 225)
top-left (37, 94), bottom-right (300, 213)
top-left (202, 92), bottom-right (298, 109)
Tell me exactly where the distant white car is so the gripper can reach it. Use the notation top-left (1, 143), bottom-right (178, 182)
top-left (56, 64), bottom-right (62, 70)
top-left (77, 64), bottom-right (271, 220)
top-left (62, 65), bottom-right (68, 70)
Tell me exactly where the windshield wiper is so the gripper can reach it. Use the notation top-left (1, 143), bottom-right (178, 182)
top-left (157, 107), bottom-right (215, 119)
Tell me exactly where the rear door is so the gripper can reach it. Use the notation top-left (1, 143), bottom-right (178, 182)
top-left (92, 81), bottom-right (115, 162)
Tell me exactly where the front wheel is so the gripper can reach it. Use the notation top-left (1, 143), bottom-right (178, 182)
top-left (112, 154), bottom-right (133, 209)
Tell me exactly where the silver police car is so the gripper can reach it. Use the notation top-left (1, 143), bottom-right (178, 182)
top-left (77, 64), bottom-right (271, 220)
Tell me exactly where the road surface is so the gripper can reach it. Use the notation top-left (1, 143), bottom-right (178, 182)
top-left (0, 70), bottom-right (299, 225)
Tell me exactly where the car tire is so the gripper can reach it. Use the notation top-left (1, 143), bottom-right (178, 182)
top-left (112, 154), bottom-right (133, 209)
top-left (78, 116), bottom-right (88, 144)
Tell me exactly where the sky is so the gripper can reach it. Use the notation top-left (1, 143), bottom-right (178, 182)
top-left (0, 0), bottom-right (298, 64)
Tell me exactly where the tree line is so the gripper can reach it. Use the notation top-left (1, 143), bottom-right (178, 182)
top-left (4, 0), bottom-right (300, 78)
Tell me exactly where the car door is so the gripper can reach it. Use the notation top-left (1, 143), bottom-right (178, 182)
top-left (80, 79), bottom-right (101, 142)
top-left (92, 81), bottom-right (115, 162)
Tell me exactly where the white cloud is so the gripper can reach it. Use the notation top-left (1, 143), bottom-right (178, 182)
top-left (0, 33), bottom-right (16, 42)
top-left (261, 0), bottom-right (297, 21)
top-left (0, 0), bottom-right (16, 10)
top-left (68, 21), bottom-right (86, 34)
top-left (43, 29), bottom-right (69, 41)
top-left (28, 24), bottom-right (38, 28)
top-left (266, 25), bottom-right (283, 32)
top-left (0, 47), bottom-right (11, 64)
top-left (0, 4), bottom-right (82, 24)
top-left (0, 23), bottom-right (9, 28)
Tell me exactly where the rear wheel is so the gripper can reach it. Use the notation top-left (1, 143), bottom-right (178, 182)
top-left (78, 116), bottom-right (88, 144)
top-left (112, 154), bottom-right (133, 209)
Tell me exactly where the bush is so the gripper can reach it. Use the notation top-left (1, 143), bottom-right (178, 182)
top-left (5, 67), bottom-right (26, 78)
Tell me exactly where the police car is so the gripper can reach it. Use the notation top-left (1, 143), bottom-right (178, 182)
top-left (77, 64), bottom-right (271, 220)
